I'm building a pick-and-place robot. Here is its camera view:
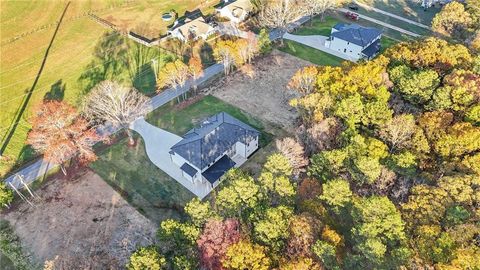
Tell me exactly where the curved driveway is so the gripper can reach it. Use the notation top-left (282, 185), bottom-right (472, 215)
top-left (130, 117), bottom-right (212, 199)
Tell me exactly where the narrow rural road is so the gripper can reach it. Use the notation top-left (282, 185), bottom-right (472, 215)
top-left (353, 1), bottom-right (431, 29)
top-left (3, 14), bottom-right (312, 188)
top-left (337, 8), bottom-right (421, 38)
top-left (4, 63), bottom-right (225, 188)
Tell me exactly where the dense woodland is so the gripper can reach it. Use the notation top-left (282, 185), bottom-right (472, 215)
top-left (127, 37), bottom-right (480, 270)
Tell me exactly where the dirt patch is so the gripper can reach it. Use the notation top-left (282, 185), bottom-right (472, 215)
top-left (209, 50), bottom-right (311, 133)
top-left (1, 170), bottom-right (157, 269)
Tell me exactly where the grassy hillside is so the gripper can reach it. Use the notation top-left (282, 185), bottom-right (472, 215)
top-left (0, 1), bottom-right (183, 177)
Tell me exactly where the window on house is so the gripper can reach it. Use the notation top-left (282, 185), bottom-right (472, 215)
top-left (344, 48), bottom-right (346, 53)
top-left (347, 42), bottom-right (349, 45)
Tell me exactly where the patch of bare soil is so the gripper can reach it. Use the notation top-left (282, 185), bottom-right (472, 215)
top-left (209, 50), bottom-right (311, 133)
top-left (2, 170), bottom-right (156, 269)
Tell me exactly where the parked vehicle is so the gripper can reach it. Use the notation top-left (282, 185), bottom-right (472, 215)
top-left (345, 11), bottom-right (359, 21)
top-left (348, 4), bottom-right (359, 10)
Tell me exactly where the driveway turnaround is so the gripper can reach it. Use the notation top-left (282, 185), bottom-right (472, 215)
top-left (283, 33), bottom-right (358, 62)
top-left (130, 117), bottom-right (212, 199)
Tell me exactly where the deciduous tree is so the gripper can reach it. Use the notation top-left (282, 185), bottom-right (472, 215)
top-left (213, 40), bottom-right (238, 75)
top-left (127, 246), bottom-right (166, 270)
top-left (259, 0), bottom-right (305, 45)
top-left (188, 56), bottom-right (203, 93)
top-left (432, 2), bottom-right (473, 39)
top-left (287, 66), bottom-right (318, 95)
top-left (378, 114), bottom-right (416, 150)
top-left (0, 182), bottom-right (13, 209)
top-left (253, 205), bottom-right (293, 249)
top-left (257, 28), bottom-right (272, 54)
top-left (157, 59), bottom-right (190, 100)
top-left (275, 137), bottom-right (308, 176)
top-left (222, 240), bottom-right (271, 270)
top-left (28, 101), bottom-right (99, 175)
top-left (83, 80), bottom-right (150, 145)
top-left (303, 0), bottom-right (341, 23)
top-left (197, 218), bottom-right (241, 270)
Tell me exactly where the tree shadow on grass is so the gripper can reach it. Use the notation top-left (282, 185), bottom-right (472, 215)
top-left (199, 41), bottom-right (214, 67)
top-left (0, 2), bottom-right (70, 157)
top-left (132, 64), bottom-right (156, 95)
top-left (43, 80), bottom-right (65, 101)
top-left (78, 32), bottom-right (128, 95)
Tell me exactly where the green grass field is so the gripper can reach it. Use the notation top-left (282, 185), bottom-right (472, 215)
top-left (278, 14), bottom-right (402, 66)
top-left (91, 134), bottom-right (194, 224)
top-left (279, 40), bottom-right (345, 66)
top-left (91, 95), bottom-right (274, 222)
top-left (350, 4), bottom-right (433, 36)
top-left (0, 1), bottom-right (201, 177)
top-left (354, 0), bottom-right (441, 25)
top-left (146, 95), bottom-right (273, 146)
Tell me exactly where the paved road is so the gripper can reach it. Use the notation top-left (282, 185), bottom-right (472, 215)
top-left (338, 8), bottom-right (421, 38)
top-left (3, 63), bottom-right (225, 188)
top-left (353, 1), bottom-right (431, 29)
top-left (2, 13), bottom-right (311, 189)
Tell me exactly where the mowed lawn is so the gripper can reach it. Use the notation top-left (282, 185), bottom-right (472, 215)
top-left (91, 95), bottom-right (273, 222)
top-left (97, 0), bottom-right (220, 38)
top-left (354, 0), bottom-right (441, 25)
top-left (0, 1), bottom-right (180, 177)
top-left (91, 134), bottom-right (194, 224)
top-left (146, 95), bottom-right (273, 146)
top-left (278, 14), bottom-right (400, 66)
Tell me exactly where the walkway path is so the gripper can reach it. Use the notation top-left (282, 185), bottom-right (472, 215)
top-left (130, 118), bottom-right (211, 199)
top-left (353, 1), bottom-right (431, 29)
top-left (283, 33), bottom-right (358, 62)
top-left (337, 8), bottom-right (421, 38)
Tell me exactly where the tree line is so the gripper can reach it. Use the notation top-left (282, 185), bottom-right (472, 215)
top-left (125, 37), bottom-right (480, 270)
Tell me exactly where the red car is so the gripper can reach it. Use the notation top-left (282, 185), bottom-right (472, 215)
top-left (345, 11), bottom-right (359, 21)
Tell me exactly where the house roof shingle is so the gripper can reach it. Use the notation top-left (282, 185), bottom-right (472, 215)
top-left (171, 112), bottom-right (259, 170)
top-left (180, 162), bottom-right (198, 177)
top-left (331, 23), bottom-right (381, 47)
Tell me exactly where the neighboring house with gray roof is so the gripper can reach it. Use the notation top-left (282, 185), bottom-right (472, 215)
top-left (169, 112), bottom-right (259, 187)
top-left (325, 23), bottom-right (382, 61)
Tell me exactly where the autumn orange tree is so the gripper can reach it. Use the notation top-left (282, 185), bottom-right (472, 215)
top-left (27, 101), bottom-right (99, 175)
top-left (188, 56), bottom-right (204, 93)
top-left (213, 40), bottom-right (238, 76)
top-left (157, 59), bottom-right (190, 101)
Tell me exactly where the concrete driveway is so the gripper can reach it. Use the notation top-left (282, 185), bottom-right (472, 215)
top-left (130, 118), bottom-right (212, 199)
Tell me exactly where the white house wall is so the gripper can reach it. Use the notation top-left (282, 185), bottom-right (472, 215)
top-left (329, 38), bottom-right (363, 60)
top-left (170, 152), bottom-right (202, 183)
top-left (246, 136), bottom-right (258, 157)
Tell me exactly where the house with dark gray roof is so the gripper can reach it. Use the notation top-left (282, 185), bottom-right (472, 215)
top-left (325, 23), bottom-right (382, 60)
top-left (169, 112), bottom-right (259, 187)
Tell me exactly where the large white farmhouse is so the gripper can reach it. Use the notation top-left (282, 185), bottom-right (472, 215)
top-left (168, 11), bottom-right (216, 42)
top-left (169, 112), bottom-right (259, 188)
top-left (325, 23), bottom-right (382, 61)
top-left (216, 0), bottom-right (253, 24)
